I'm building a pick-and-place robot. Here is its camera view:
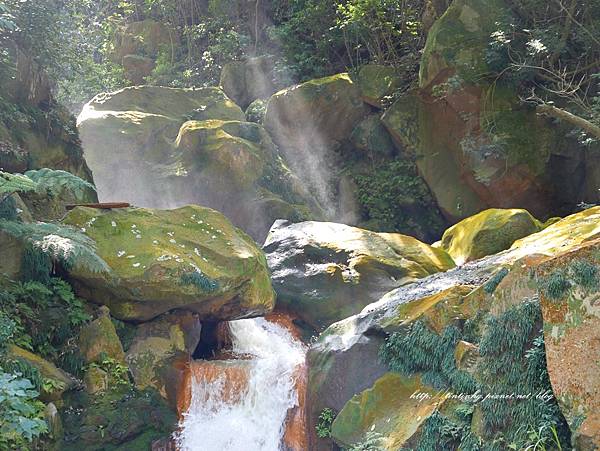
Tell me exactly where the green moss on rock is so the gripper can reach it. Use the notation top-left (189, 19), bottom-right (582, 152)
top-left (62, 204), bottom-right (275, 321)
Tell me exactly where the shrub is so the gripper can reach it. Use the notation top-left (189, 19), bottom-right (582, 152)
top-left (0, 371), bottom-right (48, 450)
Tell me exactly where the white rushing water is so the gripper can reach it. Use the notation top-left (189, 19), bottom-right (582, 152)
top-left (177, 317), bottom-right (306, 451)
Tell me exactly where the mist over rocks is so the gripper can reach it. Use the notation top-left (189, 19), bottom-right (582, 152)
top-left (77, 85), bottom-right (319, 242)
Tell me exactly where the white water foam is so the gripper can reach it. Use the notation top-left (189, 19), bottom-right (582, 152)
top-left (177, 317), bottom-right (306, 451)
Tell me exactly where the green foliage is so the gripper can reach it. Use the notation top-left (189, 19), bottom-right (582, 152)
top-left (0, 195), bottom-right (17, 221)
top-left (351, 159), bottom-right (446, 242)
top-left (0, 278), bottom-right (91, 362)
top-left (24, 168), bottom-right (96, 199)
top-left (180, 269), bottom-right (219, 293)
top-left (415, 410), bottom-right (479, 451)
top-left (486, 0), bottom-right (600, 144)
top-left (379, 321), bottom-right (477, 394)
top-left (540, 270), bottom-right (571, 301)
top-left (316, 407), bottom-right (335, 439)
top-left (0, 371), bottom-right (48, 450)
top-left (483, 267), bottom-right (510, 294)
top-left (0, 171), bottom-right (38, 198)
top-left (271, 0), bottom-right (424, 82)
top-left (570, 259), bottom-right (598, 290)
top-left (477, 299), bottom-right (570, 448)
top-left (0, 218), bottom-right (111, 274)
top-left (87, 353), bottom-right (130, 389)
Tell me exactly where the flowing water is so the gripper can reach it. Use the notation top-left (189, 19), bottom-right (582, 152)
top-left (177, 317), bottom-right (306, 451)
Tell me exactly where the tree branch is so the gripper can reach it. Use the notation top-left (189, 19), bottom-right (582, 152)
top-left (536, 103), bottom-right (600, 139)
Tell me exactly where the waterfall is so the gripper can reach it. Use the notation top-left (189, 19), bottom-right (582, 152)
top-left (177, 317), bottom-right (306, 451)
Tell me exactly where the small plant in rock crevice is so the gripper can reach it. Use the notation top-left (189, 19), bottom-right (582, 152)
top-left (316, 407), bottom-right (336, 439)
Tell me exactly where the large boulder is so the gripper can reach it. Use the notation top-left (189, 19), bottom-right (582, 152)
top-left (382, 0), bottom-right (599, 222)
top-left (307, 207), bottom-right (600, 450)
top-left (536, 240), bottom-right (600, 449)
top-left (263, 220), bottom-right (455, 330)
top-left (440, 208), bottom-right (543, 265)
top-left (264, 73), bottom-right (369, 219)
top-left (78, 85), bottom-right (316, 241)
top-left (331, 373), bottom-right (448, 450)
top-left (62, 204), bottom-right (275, 321)
top-left (220, 56), bottom-right (279, 109)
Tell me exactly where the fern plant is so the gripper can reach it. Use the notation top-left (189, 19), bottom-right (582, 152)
top-left (24, 168), bottom-right (96, 199)
top-left (0, 219), bottom-right (110, 275)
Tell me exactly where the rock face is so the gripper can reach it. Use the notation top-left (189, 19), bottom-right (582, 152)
top-left (110, 19), bottom-right (174, 84)
top-left (0, 43), bottom-right (93, 181)
top-left (220, 56), bottom-right (279, 109)
top-left (382, 0), bottom-right (599, 222)
top-left (78, 307), bottom-right (126, 364)
top-left (263, 220), bottom-right (455, 330)
top-left (536, 240), bottom-right (600, 449)
top-left (307, 207), bottom-right (600, 450)
top-left (78, 85), bottom-right (316, 241)
top-left (264, 73), bottom-right (369, 219)
top-left (331, 373), bottom-right (447, 450)
top-left (62, 204), bottom-right (275, 321)
top-left (440, 208), bottom-right (543, 265)
top-left (354, 65), bottom-right (403, 108)
top-left (126, 310), bottom-right (202, 395)
top-left (6, 345), bottom-right (77, 402)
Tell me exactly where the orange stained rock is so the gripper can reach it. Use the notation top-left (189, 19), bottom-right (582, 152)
top-left (177, 359), bottom-right (250, 417)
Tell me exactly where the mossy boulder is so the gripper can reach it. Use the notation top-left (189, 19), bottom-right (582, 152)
top-left (78, 86), bottom-right (316, 241)
top-left (307, 207), bottom-right (600, 450)
top-left (220, 56), bottom-right (279, 109)
top-left (6, 345), bottom-right (77, 402)
top-left (60, 387), bottom-right (176, 451)
top-left (264, 73), bottom-right (369, 218)
top-left (355, 64), bottom-right (402, 108)
top-left (263, 220), bottom-right (455, 331)
top-left (382, 0), bottom-right (599, 222)
top-left (440, 208), bottom-right (543, 265)
top-left (331, 373), bottom-right (447, 450)
top-left (78, 307), bottom-right (126, 364)
top-left (62, 204), bottom-right (275, 321)
top-left (126, 310), bottom-right (201, 395)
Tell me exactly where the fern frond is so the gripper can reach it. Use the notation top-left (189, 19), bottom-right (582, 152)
top-left (0, 171), bottom-right (38, 196)
top-left (24, 168), bottom-right (96, 198)
top-left (0, 219), bottom-right (110, 274)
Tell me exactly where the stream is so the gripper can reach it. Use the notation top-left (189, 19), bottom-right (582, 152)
top-left (176, 317), bottom-right (306, 451)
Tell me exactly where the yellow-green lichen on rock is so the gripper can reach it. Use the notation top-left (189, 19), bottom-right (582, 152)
top-left (441, 208), bottom-right (543, 265)
top-left (125, 310), bottom-right (201, 394)
top-left (62, 204), bottom-right (275, 321)
top-left (331, 373), bottom-right (446, 450)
